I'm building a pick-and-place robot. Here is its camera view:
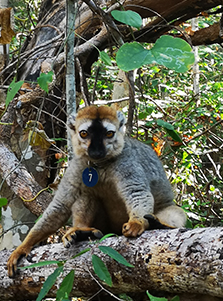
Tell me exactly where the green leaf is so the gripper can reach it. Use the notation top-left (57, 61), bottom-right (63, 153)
top-left (99, 233), bottom-right (118, 242)
top-left (171, 296), bottom-right (180, 301)
top-left (151, 35), bottom-right (195, 73)
top-left (111, 10), bottom-right (142, 29)
top-left (156, 120), bottom-right (182, 143)
top-left (116, 36), bottom-right (194, 73)
top-left (37, 70), bottom-right (54, 93)
top-left (156, 119), bottom-right (174, 130)
top-left (98, 246), bottom-right (134, 267)
top-left (185, 218), bottom-right (193, 229)
top-left (92, 254), bottom-right (112, 286)
top-left (6, 79), bottom-right (24, 108)
top-left (36, 266), bottom-right (63, 301)
top-left (56, 270), bottom-right (75, 301)
top-left (146, 291), bottom-right (168, 301)
top-left (18, 260), bottom-right (62, 269)
top-left (116, 42), bottom-right (155, 71)
top-left (119, 293), bottom-right (134, 301)
top-left (71, 248), bottom-right (91, 259)
top-left (0, 197), bottom-right (8, 207)
top-left (99, 51), bottom-right (112, 66)
top-left (166, 129), bottom-right (182, 143)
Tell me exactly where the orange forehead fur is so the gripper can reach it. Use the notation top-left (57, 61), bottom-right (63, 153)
top-left (76, 106), bottom-right (117, 122)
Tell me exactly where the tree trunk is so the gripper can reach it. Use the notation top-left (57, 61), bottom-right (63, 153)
top-left (1, 227), bottom-right (223, 300)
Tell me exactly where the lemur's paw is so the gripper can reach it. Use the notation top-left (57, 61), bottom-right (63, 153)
top-left (62, 227), bottom-right (103, 248)
top-left (122, 219), bottom-right (148, 237)
top-left (7, 246), bottom-right (31, 278)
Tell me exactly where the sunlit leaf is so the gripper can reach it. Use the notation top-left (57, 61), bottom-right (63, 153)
top-left (146, 291), bottom-right (168, 301)
top-left (71, 248), bottom-right (91, 259)
top-left (6, 79), bottom-right (24, 108)
top-left (0, 197), bottom-right (8, 207)
top-left (156, 119), bottom-right (174, 130)
top-left (151, 35), bottom-right (195, 73)
top-left (99, 51), bottom-right (112, 66)
top-left (37, 71), bottom-right (54, 93)
top-left (111, 10), bottom-right (142, 29)
top-left (18, 260), bottom-right (62, 269)
top-left (92, 254), bottom-right (112, 286)
top-left (98, 246), bottom-right (134, 267)
top-left (116, 42), bottom-right (154, 71)
top-left (116, 36), bottom-right (194, 72)
top-left (99, 233), bottom-right (117, 242)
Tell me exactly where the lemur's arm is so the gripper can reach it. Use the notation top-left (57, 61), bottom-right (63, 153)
top-left (7, 166), bottom-right (77, 277)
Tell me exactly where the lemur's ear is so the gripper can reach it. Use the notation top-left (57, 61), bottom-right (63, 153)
top-left (67, 114), bottom-right (76, 132)
top-left (116, 111), bottom-right (126, 132)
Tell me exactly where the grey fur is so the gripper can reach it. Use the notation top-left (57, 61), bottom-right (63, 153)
top-left (32, 134), bottom-right (185, 236)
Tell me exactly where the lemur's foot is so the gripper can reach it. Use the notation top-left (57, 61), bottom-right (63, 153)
top-left (62, 227), bottom-right (103, 248)
top-left (122, 219), bottom-right (148, 237)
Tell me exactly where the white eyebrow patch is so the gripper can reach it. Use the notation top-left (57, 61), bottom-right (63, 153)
top-left (78, 120), bottom-right (92, 132)
top-left (102, 120), bottom-right (116, 132)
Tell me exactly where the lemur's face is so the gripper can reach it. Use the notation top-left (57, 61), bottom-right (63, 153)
top-left (68, 106), bottom-right (126, 161)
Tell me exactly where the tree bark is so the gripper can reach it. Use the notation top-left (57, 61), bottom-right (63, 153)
top-left (0, 141), bottom-right (52, 215)
top-left (1, 227), bottom-right (223, 300)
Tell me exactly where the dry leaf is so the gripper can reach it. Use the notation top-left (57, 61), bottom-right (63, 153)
top-left (152, 133), bottom-right (165, 156)
top-left (19, 82), bottom-right (33, 95)
top-left (23, 120), bottom-right (55, 152)
top-left (0, 8), bottom-right (15, 44)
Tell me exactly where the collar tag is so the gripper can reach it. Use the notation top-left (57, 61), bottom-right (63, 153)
top-left (82, 167), bottom-right (99, 187)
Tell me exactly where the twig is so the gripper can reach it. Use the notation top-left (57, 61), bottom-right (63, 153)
top-left (125, 71), bottom-right (135, 136)
top-left (86, 266), bottom-right (124, 301)
top-left (0, 34), bottom-right (64, 78)
top-left (206, 153), bottom-right (222, 180)
top-left (91, 66), bottom-right (100, 103)
top-left (76, 57), bottom-right (91, 106)
top-left (33, 24), bottom-right (61, 34)
top-left (189, 118), bottom-right (223, 142)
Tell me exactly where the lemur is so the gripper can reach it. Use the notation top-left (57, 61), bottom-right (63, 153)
top-left (7, 105), bottom-right (186, 277)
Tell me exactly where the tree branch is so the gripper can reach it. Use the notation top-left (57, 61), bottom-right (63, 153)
top-left (1, 227), bottom-right (223, 300)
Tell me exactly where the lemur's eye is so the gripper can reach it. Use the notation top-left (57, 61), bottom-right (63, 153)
top-left (79, 130), bottom-right (88, 139)
top-left (106, 131), bottom-right (115, 138)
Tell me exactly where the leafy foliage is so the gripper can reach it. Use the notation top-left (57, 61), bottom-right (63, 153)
top-left (111, 10), bottom-right (142, 29)
top-left (5, 78), bottom-right (24, 109)
top-left (116, 36), bottom-right (194, 72)
top-left (36, 266), bottom-right (64, 301)
top-left (0, 197), bottom-right (8, 220)
top-left (9, 0), bottom-right (41, 54)
top-left (56, 270), bottom-right (75, 301)
top-left (147, 292), bottom-right (180, 301)
top-left (98, 246), bottom-right (134, 267)
top-left (19, 235), bottom-right (133, 297)
top-left (92, 254), bottom-right (113, 286)
top-left (37, 71), bottom-right (54, 93)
